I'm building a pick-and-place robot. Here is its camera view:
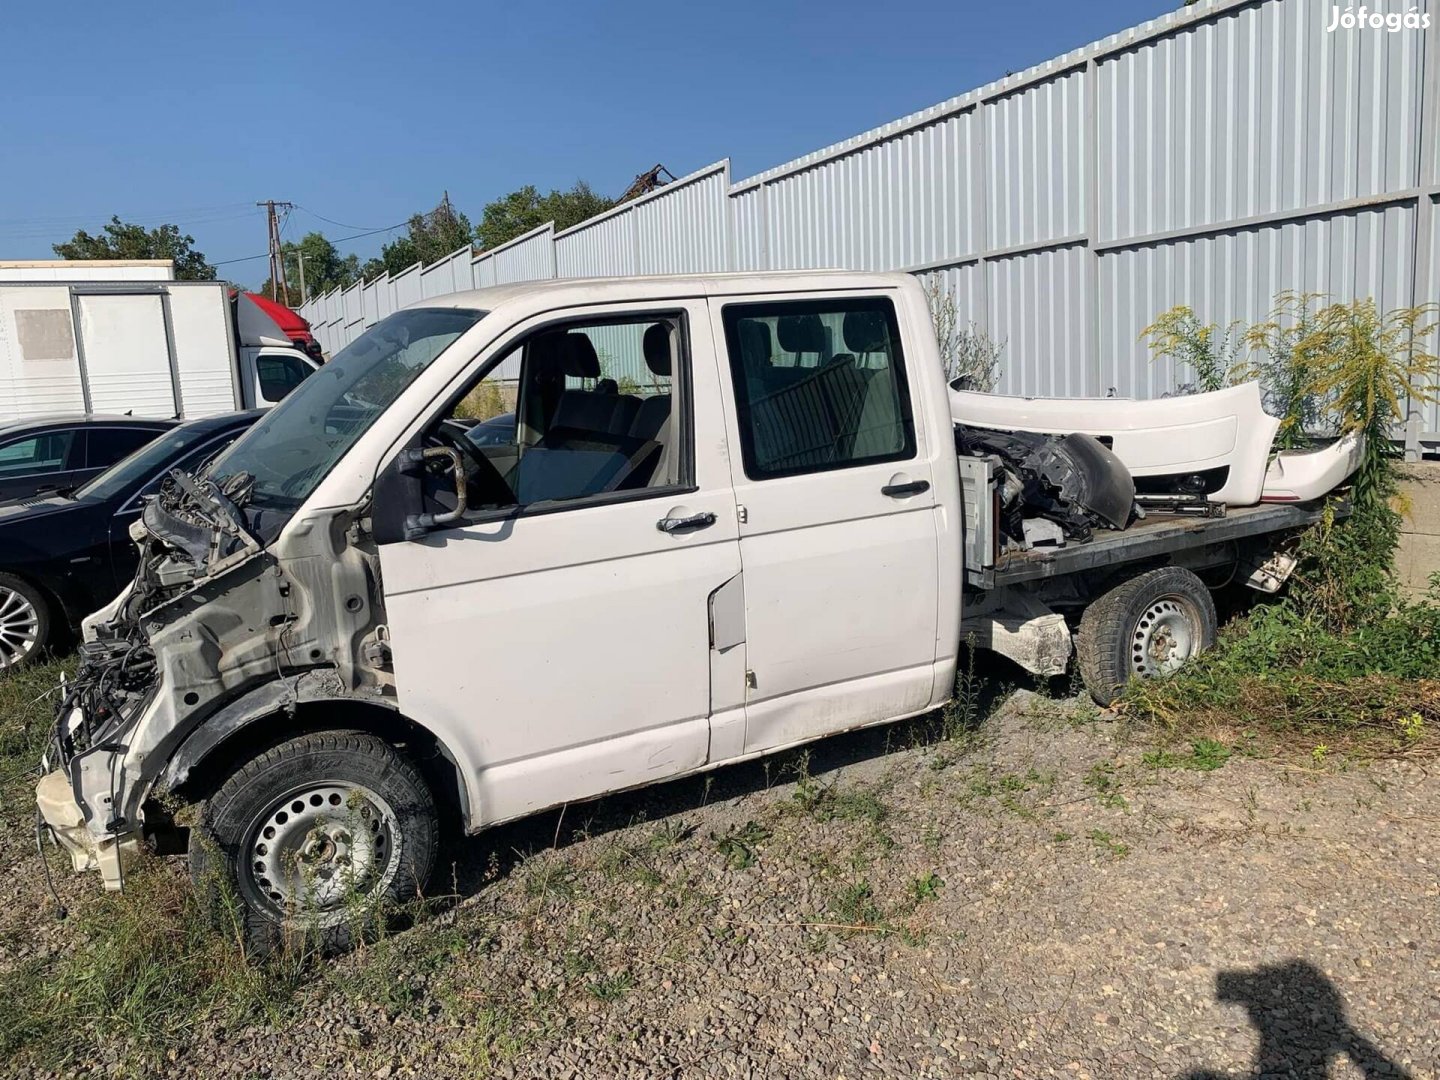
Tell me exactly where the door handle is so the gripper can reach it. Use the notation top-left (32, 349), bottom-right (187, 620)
top-left (657, 511), bottom-right (717, 534)
top-left (881, 480), bottom-right (930, 498)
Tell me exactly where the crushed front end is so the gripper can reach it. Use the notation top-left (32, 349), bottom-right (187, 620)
top-left (36, 468), bottom-right (388, 890)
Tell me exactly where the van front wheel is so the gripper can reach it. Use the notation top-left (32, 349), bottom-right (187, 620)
top-left (189, 729), bottom-right (438, 955)
top-left (1076, 566), bottom-right (1217, 707)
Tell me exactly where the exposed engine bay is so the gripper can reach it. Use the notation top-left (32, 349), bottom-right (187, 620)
top-left (41, 467), bottom-right (390, 887)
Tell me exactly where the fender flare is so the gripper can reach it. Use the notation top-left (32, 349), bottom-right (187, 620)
top-left (154, 677), bottom-right (476, 823)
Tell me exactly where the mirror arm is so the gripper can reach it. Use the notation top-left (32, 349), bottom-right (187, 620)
top-left (402, 446), bottom-right (468, 538)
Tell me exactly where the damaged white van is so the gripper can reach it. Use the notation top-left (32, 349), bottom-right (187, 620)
top-left (36, 272), bottom-right (1350, 947)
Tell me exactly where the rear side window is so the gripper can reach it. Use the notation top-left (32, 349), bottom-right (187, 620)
top-left (721, 298), bottom-right (916, 479)
top-left (0, 430), bottom-right (74, 477)
top-left (257, 353), bottom-right (311, 403)
top-left (85, 427), bottom-right (162, 469)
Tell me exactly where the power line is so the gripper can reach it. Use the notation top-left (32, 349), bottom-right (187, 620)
top-left (210, 221), bottom-right (407, 268)
top-left (293, 205), bottom-right (397, 232)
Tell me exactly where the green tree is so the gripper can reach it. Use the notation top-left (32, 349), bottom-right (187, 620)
top-left (402, 194), bottom-right (473, 267)
top-left (359, 195), bottom-right (473, 280)
top-left (475, 181), bottom-right (614, 251)
top-left (256, 231), bottom-right (361, 302)
top-left (52, 216), bottom-right (216, 280)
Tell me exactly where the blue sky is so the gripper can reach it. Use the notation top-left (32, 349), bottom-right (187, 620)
top-left (1, 0), bottom-right (1170, 284)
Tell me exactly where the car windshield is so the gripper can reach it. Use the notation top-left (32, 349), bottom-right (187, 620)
top-left (76, 425), bottom-right (216, 502)
top-left (207, 307), bottom-right (485, 524)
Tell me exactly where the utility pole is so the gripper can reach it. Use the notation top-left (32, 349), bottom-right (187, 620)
top-left (297, 250), bottom-right (307, 305)
top-left (256, 200), bottom-right (294, 304)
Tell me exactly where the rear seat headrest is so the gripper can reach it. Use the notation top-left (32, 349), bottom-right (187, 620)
top-left (842, 310), bottom-right (889, 354)
top-left (777, 313), bottom-right (826, 354)
top-left (738, 320), bottom-right (773, 366)
top-left (596, 378), bottom-right (618, 395)
top-left (643, 323), bottom-right (673, 376)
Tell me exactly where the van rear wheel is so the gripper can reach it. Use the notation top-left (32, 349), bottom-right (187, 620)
top-left (1076, 566), bottom-right (1217, 707)
top-left (189, 729), bottom-right (438, 955)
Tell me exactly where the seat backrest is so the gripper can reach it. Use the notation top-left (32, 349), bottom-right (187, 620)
top-left (629, 394), bottom-right (671, 441)
top-left (545, 333), bottom-right (626, 442)
top-left (840, 308), bottom-right (902, 458)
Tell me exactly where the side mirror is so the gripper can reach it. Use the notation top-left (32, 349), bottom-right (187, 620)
top-left (372, 444), bottom-right (468, 544)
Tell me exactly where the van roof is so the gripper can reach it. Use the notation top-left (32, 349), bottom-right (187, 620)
top-left (402, 270), bottom-right (917, 315)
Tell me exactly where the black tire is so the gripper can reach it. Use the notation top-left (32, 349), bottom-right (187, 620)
top-left (1076, 566), bottom-right (1217, 707)
top-left (189, 729), bottom-right (438, 956)
top-left (0, 571), bottom-right (51, 671)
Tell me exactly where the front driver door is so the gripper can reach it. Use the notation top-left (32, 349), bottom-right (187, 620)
top-left (375, 303), bottom-right (743, 828)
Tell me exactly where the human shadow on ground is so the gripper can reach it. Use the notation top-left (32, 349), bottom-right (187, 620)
top-left (1183, 959), bottom-right (1413, 1079)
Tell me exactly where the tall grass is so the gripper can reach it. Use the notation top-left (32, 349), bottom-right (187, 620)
top-left (1124, 297), bottom-right (1440, 747)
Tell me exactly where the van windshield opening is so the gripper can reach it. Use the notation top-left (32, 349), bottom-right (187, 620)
top-left (207, 307), bottom-right (484, 536)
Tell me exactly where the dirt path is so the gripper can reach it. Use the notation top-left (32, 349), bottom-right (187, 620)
top-left (6, 691), bottom-right (1438, 1078)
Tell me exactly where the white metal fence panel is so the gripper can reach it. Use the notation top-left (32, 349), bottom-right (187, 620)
top-left (392, 265), bottom-right (422, 310)
top-left (557, 212), bottom-right (634, 278)
top-left (986, 247), bottom-right (1092, 398)
top-left (1097, 203), bottom-right (1417, 399)
top-left (492, 224), bottom-right (555, 283)
top-left (474, 253), bottom-right (497, 287)
top-left (731, 186), bottom-right (766, 271)
top-left (985, 71), bottom-right (1088, 251)
top-left (634, 165), bottom-right (729, 274)
top-left (1096, 0), bottom-right (1426, 245)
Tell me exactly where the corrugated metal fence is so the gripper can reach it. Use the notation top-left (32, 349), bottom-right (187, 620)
top-left (299, 0), bottom-right (1440, 453)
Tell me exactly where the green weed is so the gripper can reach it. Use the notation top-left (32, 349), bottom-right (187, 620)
top-left (711, 821), bottom-right (771, 870)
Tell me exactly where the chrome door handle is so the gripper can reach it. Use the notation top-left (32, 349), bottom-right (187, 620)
top-left (657, 512), bottom-right (717, 534)
top-left (881, 480), bottom-right (930, 497)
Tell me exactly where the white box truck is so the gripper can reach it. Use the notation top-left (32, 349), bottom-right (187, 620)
top-left (0, 280), bottom-right (319, 422)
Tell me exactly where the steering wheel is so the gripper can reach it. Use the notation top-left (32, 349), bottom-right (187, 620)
top-left (425, 423), bottom-right (514, 509)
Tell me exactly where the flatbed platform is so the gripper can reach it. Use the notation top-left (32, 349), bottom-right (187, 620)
top-left (979, 502), bottom-right (1328, 588)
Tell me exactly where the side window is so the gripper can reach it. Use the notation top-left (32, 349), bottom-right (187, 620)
top-left (721, 297), bottom-right (916, 479)
top-left (0, 430), bottom-right (75, 478)
top-left (257, 354), bottom-right (311, 403)
top-left (85, 427), bottom-right (162, 469)
top-left (425, 313), bottom-right (686, 517)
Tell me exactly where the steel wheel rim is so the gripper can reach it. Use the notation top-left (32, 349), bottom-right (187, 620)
top-left (245, 782), bottom-right (401, 925)
top-left (1130, 596), bottom-right (1197, 677)
top-left (0, 586), bottom-right (40, 669)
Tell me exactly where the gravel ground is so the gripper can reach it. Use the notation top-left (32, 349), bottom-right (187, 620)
top-left (5, 690), bottom-right (1438, 1079)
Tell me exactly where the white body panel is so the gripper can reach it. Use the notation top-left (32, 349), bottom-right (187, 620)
top-left (0, 285), bottom-right (87, 416)
top-left (74, 293), bottom-right (175, 415)
top-left (0, 282), bottom-right (316, 421)
top-left (949, 382), bottom-right (1281, 505)
top-left (1262, 434), bottom-right (1364, 502)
